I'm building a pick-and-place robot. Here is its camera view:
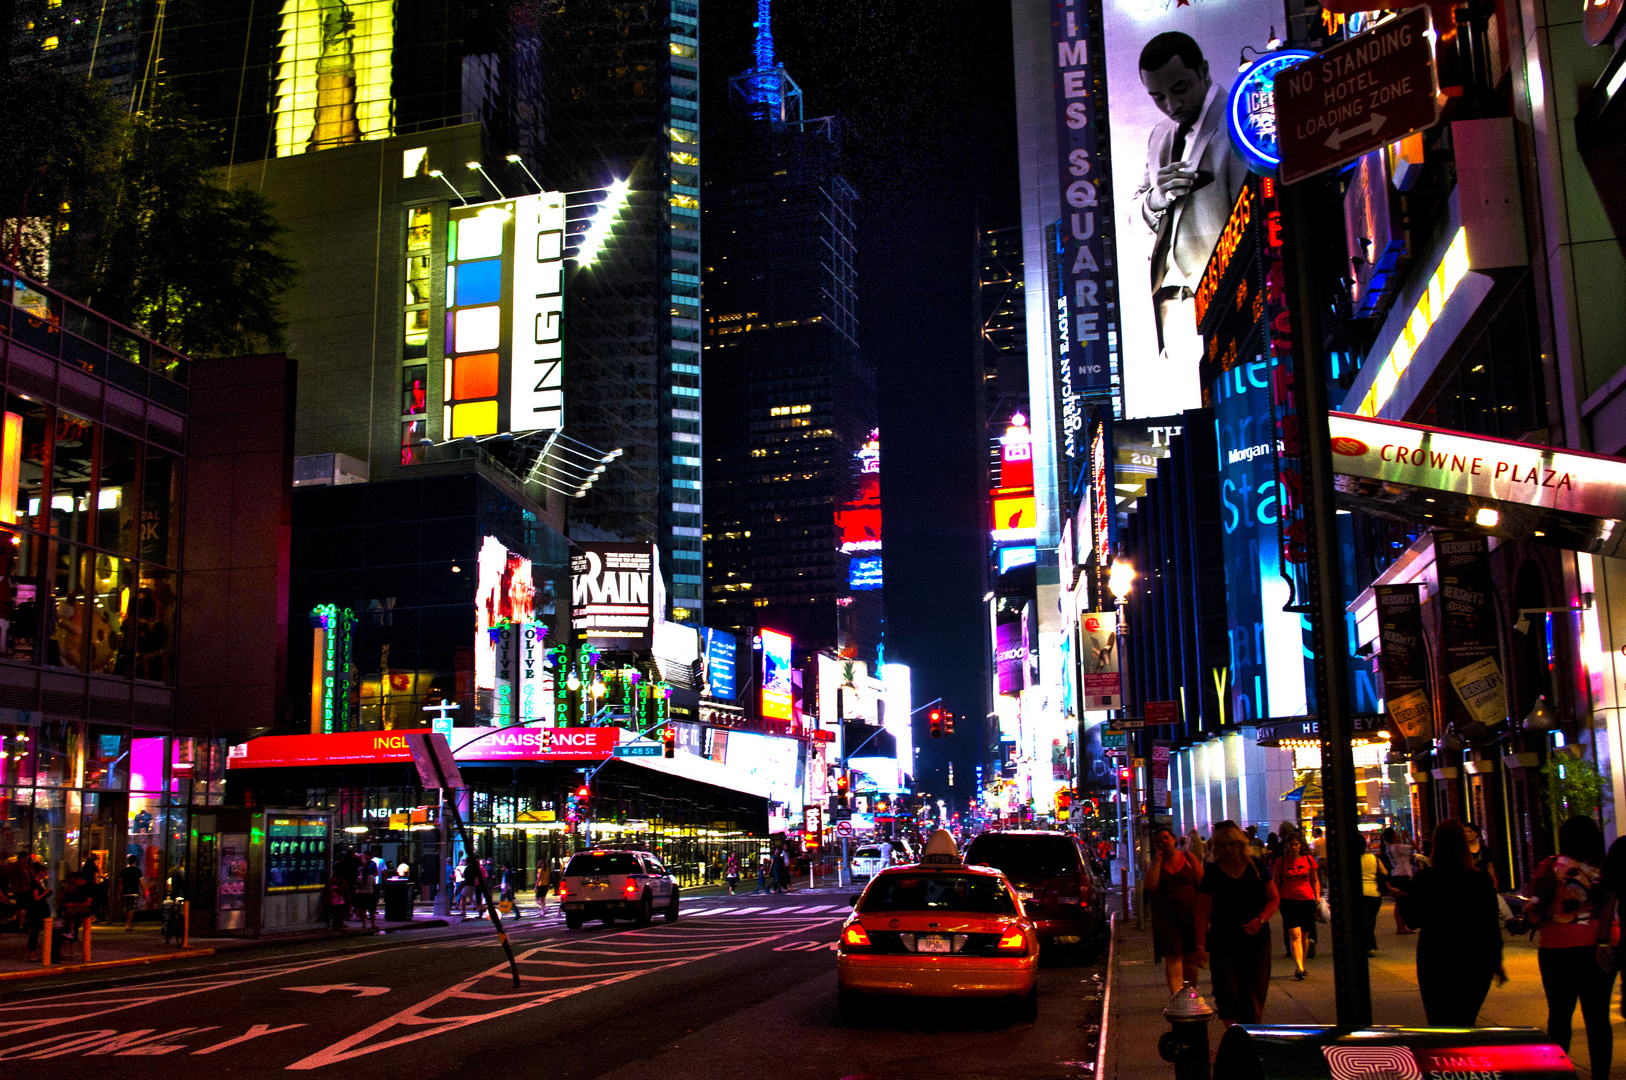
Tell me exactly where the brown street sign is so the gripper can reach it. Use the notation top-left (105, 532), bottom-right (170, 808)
top-left (1275, 6), bottom-right (1441, 185)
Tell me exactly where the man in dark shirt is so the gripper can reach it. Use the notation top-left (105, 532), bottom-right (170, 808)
top-left (119, 855), bottom-right (144, 930)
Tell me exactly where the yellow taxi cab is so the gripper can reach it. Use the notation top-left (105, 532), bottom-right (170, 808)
top-left (836, 829), bottom-right (1040, 1020)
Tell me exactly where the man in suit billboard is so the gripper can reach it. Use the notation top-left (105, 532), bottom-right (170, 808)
top-left (1134, 32), bottom-right (1247, 366)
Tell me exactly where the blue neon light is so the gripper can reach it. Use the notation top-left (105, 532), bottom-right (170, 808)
top-left (1227, 51), bottom-right (1317, 176)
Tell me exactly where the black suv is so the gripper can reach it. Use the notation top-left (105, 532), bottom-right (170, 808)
top-left (963, 830), bottom-right (1107, 958)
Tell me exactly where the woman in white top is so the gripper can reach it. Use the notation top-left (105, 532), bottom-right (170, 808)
top-left (1383, 827), bottom-right (1415, 934)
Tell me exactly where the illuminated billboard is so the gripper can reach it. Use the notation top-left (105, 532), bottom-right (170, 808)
top-left (700, 627), bottom-right (737, 700)
top-left (474, 536), bottom-right (536, 724)
top-left (571, 542), bottom-right (662, 649)
top-left (1101, 0), bottom-right (1286, 416)
top-left (837, 429), bottom-right (883, 554)
top-left (274, 0), bottom-right (395, 158)
top-left (441, 194), bottom-right (566, 440)
top-left (848, 556), bottom-right (883, 591)
top-left (760, 630), bottom-right (794, 720)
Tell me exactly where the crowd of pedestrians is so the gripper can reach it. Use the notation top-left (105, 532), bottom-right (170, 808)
top-left (1142, 810), bottom-right (1626, 1069)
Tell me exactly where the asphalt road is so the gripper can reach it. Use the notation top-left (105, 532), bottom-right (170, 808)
top-left (0, 890), bottom-right (1105, 1079)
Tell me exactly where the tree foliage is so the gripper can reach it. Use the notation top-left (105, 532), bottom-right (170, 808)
top-left (0, 68), bottom-right (295, 358)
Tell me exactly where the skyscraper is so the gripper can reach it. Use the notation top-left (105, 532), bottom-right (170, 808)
top-left (701, 1), bottom-right (877, 660)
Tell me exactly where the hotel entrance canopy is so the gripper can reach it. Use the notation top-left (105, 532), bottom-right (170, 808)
top-left (1329, 413), bottom-right (1626, 556)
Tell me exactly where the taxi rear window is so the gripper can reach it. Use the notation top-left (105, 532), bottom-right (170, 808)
top-left (859, 873), bottom-right (1017, 914)
top-left (854, 847), bottom-right (880, 859)
top-left (565, 852), bottom-right (640, 876)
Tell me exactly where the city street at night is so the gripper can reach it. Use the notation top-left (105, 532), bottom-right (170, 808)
top-left (0, 894), bottom-right (1104, 1077)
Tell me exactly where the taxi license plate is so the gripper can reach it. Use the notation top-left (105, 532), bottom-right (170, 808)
top-left (1015, 889), bottom-right (1034, 900)
top-left (918, 935), bottom-right (952, 954)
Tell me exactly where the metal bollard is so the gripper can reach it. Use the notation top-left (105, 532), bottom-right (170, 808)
top-left (39, 916), bottom-right (52, 967)
top-left (1158, 981), bottom-right (1216, 1080)
top-left (81, 917), bottom-right (94, 962)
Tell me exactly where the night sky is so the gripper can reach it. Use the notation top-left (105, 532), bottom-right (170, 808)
top-left (702, 1), bottom-right (1020, 810)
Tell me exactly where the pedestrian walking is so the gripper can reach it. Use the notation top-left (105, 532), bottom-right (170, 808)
top-left (756, 854), bottom-right (769, 894)
top-left (1464, 821), bottom-right (1501, 890)
top-left (1272, 832), bottom-right (1319, 980)
top-left (119, 854), bottom-right (143, 930)
top-left (454, 857), bottom-right (472, 916)
top-left (326, 877), bottom-right (348, 930)
top-left (1185, 829), bottom-right (1206, 866)
top-left (1603, 836), bottom-right (1626, 1022)
top-left (1397, 819), bottom-right (1505, 1026)
top-left (1360, 832), bottom-right (1389, 955)
top-left (1384, 826), bottom-right (1415, 934)
top-left (1146, 825), bottom-right (1201, 995)
top-left (1195, 821), bottom-right (1279, 1026)
top-left (535, 861), bottom-right (552, 913)
top-left (1528, 814), bottom-right (1614, 1076)
top-left (725, 851), bottom-right (740, 895)
top-left (24, 863), bottom-right (51, 962)
top-left (354, 856), bottom-right (379, 929)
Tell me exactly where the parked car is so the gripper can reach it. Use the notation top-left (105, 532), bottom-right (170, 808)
top-left (962, 830), bottom-right (1107, 959)
top-left (557, 848), bottom-right (679, 929)
top-left (837, 830), bottom-right (1040, 1021)
top-left (851, 844), bottom-right (886, 881)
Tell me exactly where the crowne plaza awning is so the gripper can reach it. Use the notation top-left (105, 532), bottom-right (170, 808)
top-left (1328, 413), bottom-right (1626, 556)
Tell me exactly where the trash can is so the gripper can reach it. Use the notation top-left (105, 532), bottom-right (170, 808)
top-left (1214, 1025), bottom-right (1575, 1080)
top-left (382, 878), bottom-right (415, 922)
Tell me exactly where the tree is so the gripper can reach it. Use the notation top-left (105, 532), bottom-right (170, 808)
top-left (0, 69), bottom-right (295, 358)
top-left (92, 97), bottom-right (296, 358)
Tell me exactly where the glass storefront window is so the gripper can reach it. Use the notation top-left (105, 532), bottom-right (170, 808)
top-left (86, 727), bottom-right (128, 790)
top-left (97, 428), bottom-right (140, 557)
top-left (87, 552), bottom-right (132, 676)
top-left (47, 542), bottom-right (88, 670)
top-left (133, 567), bottom-right (176, 683)
top-left (2, 395), bottom-right (46, 532)
top-left (0, 526), bottom-right (42, 663)
top-left (49, 412), bottom-right (94, 544)
top-left (140, 447), bottom-right (180, 569)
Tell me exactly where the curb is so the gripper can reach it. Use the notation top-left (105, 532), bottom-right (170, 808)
top-left (0, 947), bottom-right (216, 982)
top-left (0, 918), bottom-right (454, 982)
top-left (1096, 910), bottom-right (1119, 1080)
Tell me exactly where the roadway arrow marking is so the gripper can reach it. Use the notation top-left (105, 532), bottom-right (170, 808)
top-left (284, 984), bottom-right (391, 998)
top-left (1323, 113), bottom-right (1386, 150)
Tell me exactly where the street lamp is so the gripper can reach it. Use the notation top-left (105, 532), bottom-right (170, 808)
top-left (1107, 558), bottom-right (1136, 603)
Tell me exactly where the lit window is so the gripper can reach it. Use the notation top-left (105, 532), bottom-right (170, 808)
top-left (671, 194), bottom-right (699, 210)
top-left (670, 42), bottom-right (697, 58)
top-left (406, 208), bottom-right (432, 251)
top-left (42, 35), bottom-right (59, 50)
top-left (671, 150), bottom-right (699, 166)
top-left (403, 147), bottom-right (428, 178)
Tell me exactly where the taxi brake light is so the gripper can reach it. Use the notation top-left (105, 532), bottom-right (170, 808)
top-left (842, 923), bottom-right (872, 950)
top-left (995, 928), bottom-right (1027, 953)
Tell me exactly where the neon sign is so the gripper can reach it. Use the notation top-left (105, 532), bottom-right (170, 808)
top-left (1227, 51), bottom-right (1317, 175)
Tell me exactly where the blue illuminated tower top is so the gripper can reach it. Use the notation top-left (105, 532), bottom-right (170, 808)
top-left (730, 0), bottom-right (803, 124)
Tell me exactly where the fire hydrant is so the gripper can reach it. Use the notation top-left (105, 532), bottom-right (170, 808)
top-left (1158, 981), bottom-right (1215, 1080)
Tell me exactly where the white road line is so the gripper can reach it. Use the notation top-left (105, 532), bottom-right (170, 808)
top-left (286, 922), bottom-right (820, 1070)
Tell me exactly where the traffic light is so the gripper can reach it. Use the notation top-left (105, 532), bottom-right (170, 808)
top-left (943, 710), bottom-right (955, 736)
top-left (836, 772), bottom-right (850, 804)
top-left (929, 709), bottom-right (943, 738)
top-left (577, 783), bottom-right (590, 800)
top-left (663, 725), bottom-right (676, 759)
top-left (1118, 767), bottom-right (1131, 783)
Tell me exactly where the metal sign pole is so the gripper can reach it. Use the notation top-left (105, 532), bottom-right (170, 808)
top-left (1280, 175), bottom-right (1371, 1029)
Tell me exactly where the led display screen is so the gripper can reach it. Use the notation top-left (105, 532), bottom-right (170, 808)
top-left (848, 556), bottom-right (883, 590)
top-left (760, 629), bottom-right (794, 720)
top-left (700, 627), bottom-right (737, 700)
top-left (475, 536), bottom-right (535, 724)
top-left (998, 545), bottom-right (1038, 574)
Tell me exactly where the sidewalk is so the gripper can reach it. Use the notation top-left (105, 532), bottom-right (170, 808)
top-left (1104, 898), bottom-right (1626, 1080)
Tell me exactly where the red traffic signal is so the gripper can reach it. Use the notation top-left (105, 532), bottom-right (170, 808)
top-left (662, 725), bottom-right (676, 759)
top-left (929, 709), bottom-right (944, 738)
top-left (836, 773), bottom-right (850, 796)
top-left (943, 710), bottom-right (955, 736)
top-left (576, 784), bottom-right (590, 799)
top-left (1117, 768), bottom-right (1130, 783)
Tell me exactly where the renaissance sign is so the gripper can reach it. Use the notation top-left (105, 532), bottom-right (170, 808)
top-left (226, 726), bottom-right (623, 769)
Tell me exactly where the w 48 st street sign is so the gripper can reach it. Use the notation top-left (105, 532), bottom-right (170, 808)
top-left (1275, 6), bottom-right (1441, 184)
